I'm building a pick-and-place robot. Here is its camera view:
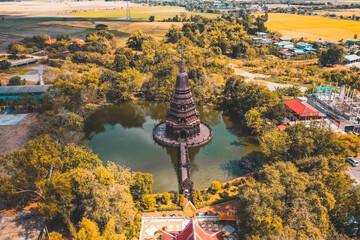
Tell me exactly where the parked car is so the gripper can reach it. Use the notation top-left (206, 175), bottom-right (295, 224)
top-left (346, 157), bottom-right (359, 167)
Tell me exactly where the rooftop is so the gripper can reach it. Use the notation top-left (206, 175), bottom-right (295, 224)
top-left (0, 213), bottom-right (46, 240)
top-left (344, 54), bottom-right (360, 62)
top-left (0, 85), bottom-right (50, 95)
top-left (284, 99), bottom-right (325, 117)
top-left (162, 218), bottom-right (223, 240)
top-left (296, 42), bottom-right (311, 46)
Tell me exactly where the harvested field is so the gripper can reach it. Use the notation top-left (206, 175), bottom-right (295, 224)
top-left (0, 113), bottom-right (36, 155)
top-left (67, 6), bottom-right (220, 21)
top-left (41, 20), bottom-right (182, 38)
top-left (263, 13), bottom-right (360, 41)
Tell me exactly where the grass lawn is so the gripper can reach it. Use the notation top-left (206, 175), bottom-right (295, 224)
top-left (262, 13), bottom-right (360, 41)
top-left (67, 6), bottom-right (220, 21)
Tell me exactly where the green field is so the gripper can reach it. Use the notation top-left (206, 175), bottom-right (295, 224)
top-left (261, 13), bottom-right (360, 41)
top-left (67, 6), bottom-right (220, 21)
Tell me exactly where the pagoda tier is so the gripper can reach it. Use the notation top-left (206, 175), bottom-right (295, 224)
top-left (165, 60), bottom-right (201, 140)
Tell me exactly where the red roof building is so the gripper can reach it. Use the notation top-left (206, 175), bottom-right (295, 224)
top-left (44, 39), bottom-right (57, 45)
top-left (162, 218), bottom-right (223, 240)
top-left (277, 124), bottom-right (288, 131)
top-left (284, 99), bottom-right (325, 121)
top-left (71, 38), bottom-right (86, 46)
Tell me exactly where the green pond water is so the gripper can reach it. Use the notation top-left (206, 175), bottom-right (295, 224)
top-left (85, 101), bottom-right (260, 193)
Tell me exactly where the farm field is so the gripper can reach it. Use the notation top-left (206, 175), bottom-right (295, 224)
top-left (67, 6), bottom-right (220, 21)
top-left (40, 20), bottom-right (183, 41)
top-left (316, 9), bottom-right (360, 17)
top-left (263, 13), bottom-right (360, 41)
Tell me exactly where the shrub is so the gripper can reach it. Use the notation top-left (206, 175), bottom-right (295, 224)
top-left (210, 181), bottom-right (222, 194)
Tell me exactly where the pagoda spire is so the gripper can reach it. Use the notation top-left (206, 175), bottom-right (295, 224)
top-left (180, 44), bottom-right (185, 73)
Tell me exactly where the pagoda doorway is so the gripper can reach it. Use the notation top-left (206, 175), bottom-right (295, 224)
top-left (180, 129), bottom-right (187, 140)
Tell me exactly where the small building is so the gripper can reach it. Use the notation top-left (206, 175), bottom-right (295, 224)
top-left (10, 58), bottom-right (38, 68)
top-left (284, 99), bottom-right (326, 121)
top-left (328, 41), bottom-right (341, 46)
top-left (44, 39), bottom-right (57, 45)
top-left (71, 38), bottom-right (86, 46)
top-left (346, 39), bottom-right (360, 46)
top-left (279, 49), bottom-right (294, 57)
top-left (344, 54), bottom-right (360, 65)
top-left (316, 40), bottom-right (327, 45)
top-left (293, 49), bottom-right (306, 55)
top-left (275, 41), bottom-right (294, 49)
top-left (259, 39), bottom-right (273, 45)
top-left (279, 37), bottom-right (292, 42)
top-left (0, 85), bottom-right (50, 100)
top-left (296, 42), bottom-right (315, 51)
top-left (252, 37), bottom-right (263, 43)
top-left (257, 32), bottom-right (268, 38)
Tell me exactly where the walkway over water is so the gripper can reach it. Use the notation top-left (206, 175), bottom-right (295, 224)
top-left (179, 141), bottom-right (191, 195)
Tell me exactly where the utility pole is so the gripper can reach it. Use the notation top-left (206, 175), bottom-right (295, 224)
top-left (126, 1), bottom-right (131, 21)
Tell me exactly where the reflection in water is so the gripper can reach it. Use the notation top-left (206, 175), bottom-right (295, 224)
top-left (85, 101), bottom-right (260, 193)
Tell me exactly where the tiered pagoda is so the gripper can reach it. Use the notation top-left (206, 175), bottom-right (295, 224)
top-left (153, 54), bottom-right (213, 196)
top-left (165, 59), bottom-right (201, 140)
top-left (153, 57), bottom-right (212, 148)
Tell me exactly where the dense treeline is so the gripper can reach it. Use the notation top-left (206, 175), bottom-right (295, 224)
top-left (236, 123), bottom-right (360, 239)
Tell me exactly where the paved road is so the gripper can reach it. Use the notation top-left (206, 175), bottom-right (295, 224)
top-left (349, 165), bottom-right (360, 184)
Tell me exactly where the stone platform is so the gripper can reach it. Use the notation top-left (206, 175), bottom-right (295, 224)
top-left (153, 122), bottom-right (213, 148)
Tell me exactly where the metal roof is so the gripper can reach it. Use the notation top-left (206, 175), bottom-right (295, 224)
top-left (10, 58), bottom-right (38, 67)
top-left (284, 99), bottom-right (325, 117)
top-left (345, 55), bottom-right (360, 62)
top-left (0, 85), bottom-right (50, 95)
top-left (296, 42), bottom-right (311, 47)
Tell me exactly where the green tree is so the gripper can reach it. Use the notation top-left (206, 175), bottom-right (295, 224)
top-left (76, 218), bottom-right (102, 240)
top-left (141, 195), bottom-right (156, 209)
top-left (49, 232), bottom-right (65, 240)
top-left (245, 107), bottom-right (264, 135)
top-left (8, 76), bottom-right (25, 86)
top-left (149, 16), bottom-right (155, 22)
top-left (130, 172), bottom-right (153, 200)
top-left (319, 45), bottom-right (345, 66)
top-left (126, 31), bottom-right (151, 51)
top-left (210, 181), bottom-right (222, 194)
top-left (162, 192), bottom-right (171, 204)
top-left (0, 60), bottom-right (11, 70)
top-left (0, 135), bottom-right (62, 203)
top-left (102, 218), bottom-right (126, 240)
top-left (260, 128), bottom-right (291, 162)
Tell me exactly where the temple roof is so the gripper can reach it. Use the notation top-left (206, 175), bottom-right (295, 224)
top-left (162, 218), bottom-right (223, 240)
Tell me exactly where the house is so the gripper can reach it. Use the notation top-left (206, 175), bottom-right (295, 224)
top-left (252, 37), bottom-right (263, 43)
top-left (275, 41), bottom-right (294, 49)
top-left (279, 37), bottom-right (292, 42)
top-left (257, 32), bottom-right (268, 38)
top-left (71, 38), bottom-right (86, 46)
top-left (279, 49), bottom-right (294, 57)
top-left (346, 39), bottom-right (360, 46)
top-left (344, 54), bottom-right (360, 65)
top-left (44, 39), bottom-right (56, 45)
top-left (284, 99), bottom-right (325, 121)
top-left (259, 39), bottom-right (273, 45)
top-left (328, 41), bottom-right (341, 46)
top-left (293, 49), bottom-right (306, 55)
top-left (296, 42), bottom-right (315, 51)
top-left (316, 40), bottom-right (327, 45)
